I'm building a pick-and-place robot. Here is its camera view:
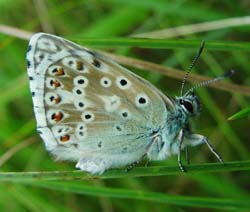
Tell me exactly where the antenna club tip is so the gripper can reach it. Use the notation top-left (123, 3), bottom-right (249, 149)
top-left (223, 69), bottom-right (235, 78)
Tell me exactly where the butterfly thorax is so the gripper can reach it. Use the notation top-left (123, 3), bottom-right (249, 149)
top-left (164, 104), bottom-right (188, 138)
top-left (148, 93), bottom-right (201, 160)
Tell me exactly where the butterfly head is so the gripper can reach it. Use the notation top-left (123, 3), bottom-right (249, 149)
top-left (177, 40), bottom-right (234, 117)
top-left (177, 69), bottom-right (235, 117)
top-left (176, 91), bottom-right (201, 117)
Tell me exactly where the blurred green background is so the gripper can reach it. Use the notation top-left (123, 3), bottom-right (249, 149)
top-left (0, 0), bottom-right (250, 211)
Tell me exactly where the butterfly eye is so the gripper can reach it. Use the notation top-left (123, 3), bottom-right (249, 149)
top-left (181, 100), bottom-right (194, 113)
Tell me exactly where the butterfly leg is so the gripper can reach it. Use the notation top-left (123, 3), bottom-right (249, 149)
top-left (144, 158), bottom-right (150, 167)
top-left (125, 150), bottom-right (150, 172)
top-left (185, 133), bottom-right (224, 163)
top-left (126, 136), bottom-right (162, 172)
top-left (177, 129), bottom-right (186, 172)
top-left (125, 161), bottom-right (140, 172)
top-left (185, 146), bottom-right (190, 165)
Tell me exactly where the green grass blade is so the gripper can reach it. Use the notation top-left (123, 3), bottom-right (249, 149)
top-left (69, 37), bottom-right (250, 51)
top-left (228, 107), bottom-right (250, 120)
top-left (19, 180), bottom-right (250, 210)
top-left (81, 7), bottom-right (149, 37)
top-left (0, 160), bottom-right (249, 182)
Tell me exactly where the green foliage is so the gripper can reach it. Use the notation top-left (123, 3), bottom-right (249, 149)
top-left (228, 107), bottom-right (250, 120)
top-left (0, 0), bottom-right (249, 211)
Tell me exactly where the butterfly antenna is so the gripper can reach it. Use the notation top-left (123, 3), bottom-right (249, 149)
top-left (185, 70), bottom-right (235, 95)
top-left (180, 40), bottom-right (205, 96)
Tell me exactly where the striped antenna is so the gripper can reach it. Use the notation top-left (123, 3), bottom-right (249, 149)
top-left (185, 70), bottom-right (235, 95)
top-left (180, 40), bottom-right (205, 96)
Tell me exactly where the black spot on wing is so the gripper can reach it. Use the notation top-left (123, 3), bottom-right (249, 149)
top-left (37, 129), bottom-right (42, 134)
top-left (138, 97), bottom-right (146, 104)
top-left (92, 59), bottom-right (101, 68)
top-left (27, 60), bottom-right (31, 68)
top-left (98, 141), bottom-right (102, 148)
top-left (27, 45), bottom-right (32, 53)
top-left (85, 49), bottom-right (95, 56)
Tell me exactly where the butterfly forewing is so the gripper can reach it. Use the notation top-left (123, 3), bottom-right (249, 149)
top-left (27, 33), bottom-right (171, 170)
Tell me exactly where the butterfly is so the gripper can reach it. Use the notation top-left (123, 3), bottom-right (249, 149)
top-left (26, 33), bottom-right (233, 174)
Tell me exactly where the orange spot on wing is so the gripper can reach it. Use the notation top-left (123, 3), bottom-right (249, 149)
top-left (76, 61), bottom-right (84, 70)
top-left (53, 80), bottom-right (61, 87)
top-left (60, 134), bottom-right (70, 142)
top-left (52, 112), bottom-right (63, 122)
top-left (54, 96), bottom-right (61, 104)
top-left (56, 67), bottom-right (65, 76)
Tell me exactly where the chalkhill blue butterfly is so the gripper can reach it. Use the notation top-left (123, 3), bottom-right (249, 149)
top-left (26, 33), bottom-right (233, 174)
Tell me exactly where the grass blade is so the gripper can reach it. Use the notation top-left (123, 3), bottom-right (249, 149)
top-left (0, 160), bottom-right (249, 182)
top-left (20, 180), bottom-right (250, 210)
top-left (228, 107), bottom-right (250, 120)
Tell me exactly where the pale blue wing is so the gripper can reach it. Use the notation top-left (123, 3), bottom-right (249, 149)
top-left (27, 33), bottom-right (172, 173)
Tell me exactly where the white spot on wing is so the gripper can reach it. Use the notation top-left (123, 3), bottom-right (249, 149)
top-left (76, 123), bottom-right (87, 132)
top-left (100, 77), bottom-right (112, 88)
top-left (72, 87), bottom-right (85, 96)
top-left (75, 123), bottom-right (87, 139)
top-left (99, 95), bottom-right (121, 112)
top-left (48, 65), bottom-right (65, 76)
top-left (47, 109), bottom-right (68, 124)
top-left (73, 99), bottom-right (92, 111)
top-left (120, 108), bottom-right (131, 119)
top-left (34, 51), bottom-right (47, 63)
top-left (37, 38), bottom-right (58, 52)
top-left (81, 111), bottom-right (95, 123)
top-left (73, 76), bottom-right (88, 88)
top-left (62, 57), bottom-right (89, 73)
top-left (52, 125), bottom-right (72, 136)
top-left (46, 77), bottom-right (63, 89)
top-left (45, 92), bottom-right (60, 106)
